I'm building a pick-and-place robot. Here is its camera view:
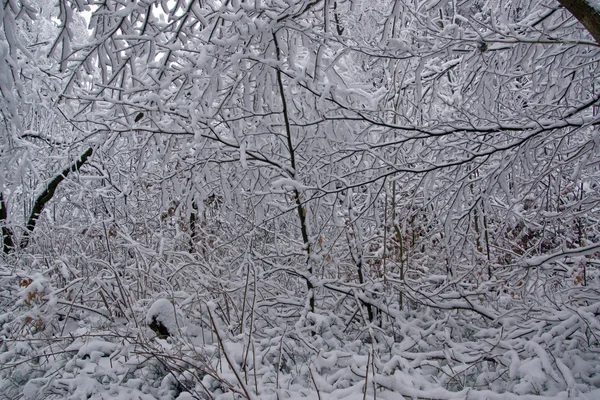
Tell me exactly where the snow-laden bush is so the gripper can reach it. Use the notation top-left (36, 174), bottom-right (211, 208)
top-left (3, 252), bottom-right (600, 400)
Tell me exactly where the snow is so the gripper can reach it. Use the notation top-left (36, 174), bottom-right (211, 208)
top-left (146, 298), bottom-right (178, 336)
top-left (271, 177), bottom-right (311, 192)
top-left (3, 0), bottom-right (600, 400)
top-left (587, 1), bottom-right (600, 13)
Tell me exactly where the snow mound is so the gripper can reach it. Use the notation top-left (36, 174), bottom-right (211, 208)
top-left (146, 298), bottom-right (178, 337)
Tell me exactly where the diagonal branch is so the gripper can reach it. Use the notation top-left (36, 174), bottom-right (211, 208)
top-left (20, 147), bottom-right (93, 250)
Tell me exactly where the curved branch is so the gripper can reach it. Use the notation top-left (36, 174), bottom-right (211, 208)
top-left (20, 147), bottom-right (93, 250)
top-left (559, 0), bottom-right (600, 45)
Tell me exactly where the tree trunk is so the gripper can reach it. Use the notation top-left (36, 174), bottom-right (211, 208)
top-left (273, 33), bottom-right (315, 314)
top-left (1, 193), bottom-right (15, 254)
top-left (20, 147), bottom-right (93, 250)
top-left (559, 0), bottom-right (600, 45)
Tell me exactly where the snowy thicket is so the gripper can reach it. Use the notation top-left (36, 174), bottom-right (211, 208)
top-left (2, 0), bottom-right (600, 399)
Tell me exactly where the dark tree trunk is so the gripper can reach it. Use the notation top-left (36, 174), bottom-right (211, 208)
top-left (559, 0), bottom-right (600, 45)
top-left (19, 147), bottom-right (93, 250)
top-left (189, 201), bottom-right (198, 253)
top-left (1, 193), bottom-right (15, 254)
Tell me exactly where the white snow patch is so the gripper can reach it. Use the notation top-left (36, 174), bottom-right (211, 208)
top-left (146, 298), bottom-right (178, 334)
top-left (587, 0), bottom-right (600, 13)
